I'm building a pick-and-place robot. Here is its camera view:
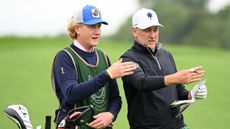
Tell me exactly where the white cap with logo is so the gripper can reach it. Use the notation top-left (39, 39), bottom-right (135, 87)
top-left (132, 8), bottom-right (163, 29)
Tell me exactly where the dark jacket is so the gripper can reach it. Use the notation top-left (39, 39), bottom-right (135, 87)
top-left (121, 41), bottom-right (189, 129)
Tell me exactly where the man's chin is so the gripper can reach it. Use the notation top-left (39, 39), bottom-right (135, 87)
top-left (91, 41), bottom-right (99, 45)
top-left (147, 43), bottom-right (156, 48)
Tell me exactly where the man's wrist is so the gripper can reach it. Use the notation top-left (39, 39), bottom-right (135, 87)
top-left (164, 74), bottom-right (175, 86)
top-left (109, 112), bottom-right (115, 121)
top-left (106, 69), bottom-right (113, 79)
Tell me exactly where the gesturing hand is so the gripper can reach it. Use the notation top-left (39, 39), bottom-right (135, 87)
top-left (106, 59), bottom-right (137, 79)
top-left (165, 66), bottom-right (206, 86)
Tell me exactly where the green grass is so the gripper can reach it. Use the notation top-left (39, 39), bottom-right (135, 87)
top-left (0, 37), bottom-right (230, 129)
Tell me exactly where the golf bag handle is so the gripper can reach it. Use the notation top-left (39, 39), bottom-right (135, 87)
top-left (58, 105), bottom-right (94, 129)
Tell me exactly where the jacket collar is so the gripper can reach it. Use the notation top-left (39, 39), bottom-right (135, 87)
top-left (132, 40), bottom-right (161, 56)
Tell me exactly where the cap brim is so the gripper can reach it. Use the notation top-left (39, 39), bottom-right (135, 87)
top-left (83, 19), bottom-right (108, 25)
top-left (137, 23), bottom-right (164, 29)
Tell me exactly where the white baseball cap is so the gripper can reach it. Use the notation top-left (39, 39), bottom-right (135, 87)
top-left (132, 8), bottom-right (163, 29)
top-left (74, 5), bottom-right (108, 25)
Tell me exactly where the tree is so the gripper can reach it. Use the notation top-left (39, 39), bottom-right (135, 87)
top-left (218, 5), bottom-right (230, 49)
top-left (110, 0), bottom-right (230, 49)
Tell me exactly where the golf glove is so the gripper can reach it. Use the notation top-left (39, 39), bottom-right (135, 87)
top-left (191, 83), bottom-right (207, 100)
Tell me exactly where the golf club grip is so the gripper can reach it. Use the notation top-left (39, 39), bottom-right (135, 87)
top-left (45, 115), bottom-right (52, 129)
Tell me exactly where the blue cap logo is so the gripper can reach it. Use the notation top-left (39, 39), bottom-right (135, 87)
top-left (82, 5), bottom-right (108, 25)
top-left (91, 9), bottom-right (100, 18)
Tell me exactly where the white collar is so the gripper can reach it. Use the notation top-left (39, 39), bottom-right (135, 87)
top-left (73, 40), bottom-right (94, 52)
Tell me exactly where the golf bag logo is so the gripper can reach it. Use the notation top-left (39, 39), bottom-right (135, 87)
top-left (88, 75), bottom-right (106, 111)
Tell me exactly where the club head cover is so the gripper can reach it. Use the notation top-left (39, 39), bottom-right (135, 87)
top-left (4, 104), bottom-right (33, 129)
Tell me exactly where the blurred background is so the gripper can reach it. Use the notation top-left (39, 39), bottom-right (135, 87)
top-left (1, 0), bottom-right (230, 129)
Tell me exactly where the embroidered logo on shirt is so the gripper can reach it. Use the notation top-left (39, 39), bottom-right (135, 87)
top-left (60, 67), bottom-right (65, 74)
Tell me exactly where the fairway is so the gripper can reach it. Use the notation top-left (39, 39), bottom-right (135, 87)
top-left (0, 37), bottom-right (230, 129)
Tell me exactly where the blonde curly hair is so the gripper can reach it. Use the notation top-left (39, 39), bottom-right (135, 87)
top-left (67, 16), bottom-right (82, 39)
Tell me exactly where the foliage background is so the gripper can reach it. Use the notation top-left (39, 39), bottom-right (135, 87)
top-left (111, 0), bottom-right (230, 49)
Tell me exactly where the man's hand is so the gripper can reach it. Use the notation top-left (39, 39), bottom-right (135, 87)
top-left (106, 59), bottom-right (137, 79)
top-left (87, 112), bottom-right (113, 129)
top-left (164, 66), bottom-right (205, 86)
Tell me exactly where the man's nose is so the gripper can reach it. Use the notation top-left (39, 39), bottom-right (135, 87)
top-left (149, 31), bottom-right (157, 37)
top-left (94, 27), bottom-right (101, 34)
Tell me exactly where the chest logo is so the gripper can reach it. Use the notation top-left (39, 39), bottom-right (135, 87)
top-left (60, 67), bottom-right (65, 74)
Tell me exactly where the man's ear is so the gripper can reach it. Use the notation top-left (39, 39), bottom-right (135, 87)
top-left (131, 28), bottom-right (137, 38)
top-left (74, 24), bottom-right (81, 35)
